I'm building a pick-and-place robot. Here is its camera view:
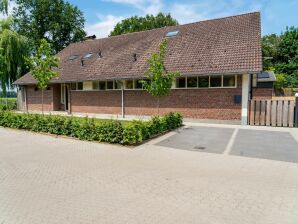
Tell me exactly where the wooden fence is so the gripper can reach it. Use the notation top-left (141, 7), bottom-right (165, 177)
top-left (249, 99), bottom-right (295, 127)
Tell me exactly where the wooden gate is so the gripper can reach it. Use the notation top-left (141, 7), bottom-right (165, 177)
top-left (249, 99), bottom-right (295, 127)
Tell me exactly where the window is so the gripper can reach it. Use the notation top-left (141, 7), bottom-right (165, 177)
top-left (61, 84), bottom-right (65, 104)
top-left (115, 81), bottom-right (123, 89)
top-left (125, 80), bottom-right (134, 89)
top-left (187, 77), bottom-right (197, 88)
top-left (99, 81), bottom-right (106, 90)
top-left (106, 81), bottom-right (114, 90)
top-left (92, 81), bottom-right (99, 90)
top-left (210, 76), bottom-right (222, 87)
top-left (176, 77), bottom-right (186, 88)
top-left (198, 76), bottom-right (209, 88)
top-left (166, 30), bottom-right (179, 38)
top-left (84, 53), bottom-right (93, 59)
top-left (77, 82), bottom-right (83, 90)
top-left (69, 55), bottom-right (79, 61)
top-left (71, 83), bottom-right (77, 90)
top-left (223, 75), bottom-right (236, 87)
top-left (135, 80), bottom-right (143, 89)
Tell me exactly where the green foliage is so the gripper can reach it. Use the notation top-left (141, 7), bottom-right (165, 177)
top-left (0, 110), bottom-right (183, 145)
top-left (0, 17), bottom-right (29, 94)
top-left (274, 73), bottom-right (286, 90)
top-left (142, 39), bottom-right (180, 98)
top-left (262, 34), bottom-right (280, 70)
top-left (0, 0), bottom-right (8, 14)
top-left (13, 0), bottom-right (86, 52)
top-left (0, 98), bottom-right (17, 110)
top-left (110, 13), bottom-right (178, 36)
top-left (262, 27), bottom-right (298, 88)
top-left (27, 39), bottom-right (59, 90)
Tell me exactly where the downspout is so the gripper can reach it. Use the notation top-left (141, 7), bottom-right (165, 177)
top-left (121, 83), bottom-right (125, 118)
top-left (24, 86), bottom-right (28, 112)
top-left (68, 84), bottom-right (71, 115)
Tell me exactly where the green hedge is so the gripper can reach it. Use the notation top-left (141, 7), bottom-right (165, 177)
top-left (0, 110), bottom-right (182, 145)
top-left (0, 98), bottom-right (17, 110)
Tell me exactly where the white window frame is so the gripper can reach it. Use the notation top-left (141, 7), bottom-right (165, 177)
top-left (61, 84), bottom-right (66, 104)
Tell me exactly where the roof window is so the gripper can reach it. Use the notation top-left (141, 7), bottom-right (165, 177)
top-left (165, 30), bottom-right (179, 38)
top-left (84, 53), bottom-right (93, 59)
top-left (68, 55), bottom-right (79, 61)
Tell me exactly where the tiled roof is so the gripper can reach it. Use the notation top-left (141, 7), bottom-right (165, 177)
top-left (14, 12), bottom-right (262, 85)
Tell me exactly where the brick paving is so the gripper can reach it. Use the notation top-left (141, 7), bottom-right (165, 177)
top-left (1, 127), bottom-right (298, 224)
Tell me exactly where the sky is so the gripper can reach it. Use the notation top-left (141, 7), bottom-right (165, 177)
top-left (2, 0), bottom-right (297, 38)
top-left (65, 0), bottom-right (298, 38)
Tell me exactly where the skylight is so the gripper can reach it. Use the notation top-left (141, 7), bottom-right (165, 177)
top-left (68, 55), bottom-right (79, 60)
top-left (165, 30), bottom-right (179, 38)
top-left (84, 53), bottom-right (93, 59)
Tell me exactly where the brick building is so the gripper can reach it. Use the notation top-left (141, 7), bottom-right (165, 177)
top-left (14, 12), bottom-right (274, 124)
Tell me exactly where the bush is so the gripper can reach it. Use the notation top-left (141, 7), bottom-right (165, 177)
top-left (0, 98), bottom-right (17, 110)
top-left (0, 110), bottom-right (183, 145)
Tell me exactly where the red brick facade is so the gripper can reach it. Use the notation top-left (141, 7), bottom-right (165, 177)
top-left (252, 87), bottom-right (273, 99)
top-left (25, 76), bottom-right (244, 120)
top-left (26, 85), bottom-right (54, 111)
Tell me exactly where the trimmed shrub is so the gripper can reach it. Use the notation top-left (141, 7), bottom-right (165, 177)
top-left (0, 110), bottom-right (183, 145)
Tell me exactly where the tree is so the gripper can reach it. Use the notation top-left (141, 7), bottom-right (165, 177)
top-left (274, 27), bottom-right (298, 88)
top-left (141, 39), bottom-right (180, 113)
top-left (27, 39), bottom-right (59, 113)
top-left (262, 34), bottom-right (280, 70)
top-left (0, 17), bottom-right (29, 95)
top-left (13, 0), bottom-right (86, 53)
top-left (110, 13), bottom-right (178, 36)
top-left (0, 0), bottom-right (8, 14)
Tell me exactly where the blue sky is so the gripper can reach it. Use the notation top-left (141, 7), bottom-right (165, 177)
top-left (67, 0), bottom-right (298, 38)
top-left (6, 0), bottom-right (297, 38)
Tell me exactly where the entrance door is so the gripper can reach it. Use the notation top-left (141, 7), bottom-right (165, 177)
top-left (61, 84), bottom-right (69, 111)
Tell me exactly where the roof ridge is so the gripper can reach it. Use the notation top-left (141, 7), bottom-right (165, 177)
top-left (82, 11), bottom-right (260, 42)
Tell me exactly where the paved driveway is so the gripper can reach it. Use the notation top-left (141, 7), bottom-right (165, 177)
top-left (157, 124), bottom-right (298, 163)
top-left (1, 126), bottom-right (298, 224)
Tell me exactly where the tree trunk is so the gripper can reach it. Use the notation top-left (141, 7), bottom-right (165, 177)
top-left (41, 89), bottom-right (44, 114)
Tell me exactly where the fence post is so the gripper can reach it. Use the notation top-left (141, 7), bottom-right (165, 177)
top-left (295, 93), bottom-right (298, 127)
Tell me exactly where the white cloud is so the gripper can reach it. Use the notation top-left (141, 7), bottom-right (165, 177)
top-left (85, 14), bottom-right (124, 38)
top-left (103, 0), bottom-right (163, 15)
top-left (86, 0), bottom-right (268, 38)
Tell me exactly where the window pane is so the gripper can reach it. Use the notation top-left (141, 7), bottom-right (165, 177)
top-left (92, 81), bottom-right (99, 90)
top-left (223, 75), bottom-right (236, 87)
top-left (135, 80), bottom-right (143, 89)
top-left (176, 77), bottom-right (186, 88)
top-left (115, 81), bottom-right (122, 89)
top-left (77, 82), bottom-right (83, 90)
top-left (107, 81), bottom-right (114, 89)
top-left (198, 77), bottom-right (209, 88)
top-left (187, 77), bottom-right (197, 88)
top-left (71, 83), bottom-right (76, 90)
top-left (210, 76), bottom-right (222, 87)
top-left (99, 81), bottom-right (106, 90)
top-left (125, 80), bottom-right (134, 89)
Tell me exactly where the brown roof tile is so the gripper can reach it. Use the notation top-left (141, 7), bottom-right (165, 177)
top-left (14, 12), bottom-right (262, 85)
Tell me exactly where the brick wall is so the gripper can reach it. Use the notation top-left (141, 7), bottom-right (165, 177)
top-left (71, 90), bottom-right (122, 114)
top-left (25, 76), bottom-right (243, 120)
top-left (252, 87), bottom-right (273, 99)
top-left (26, 85), bottom-right (54, 111)
top-left (70, 76), bottom-right (242, 120)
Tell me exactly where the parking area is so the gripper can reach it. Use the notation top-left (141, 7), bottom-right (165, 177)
top-left (156, 125), bottom-right (298, 163)
top-left (1, 125), bottom-right (298, 224)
